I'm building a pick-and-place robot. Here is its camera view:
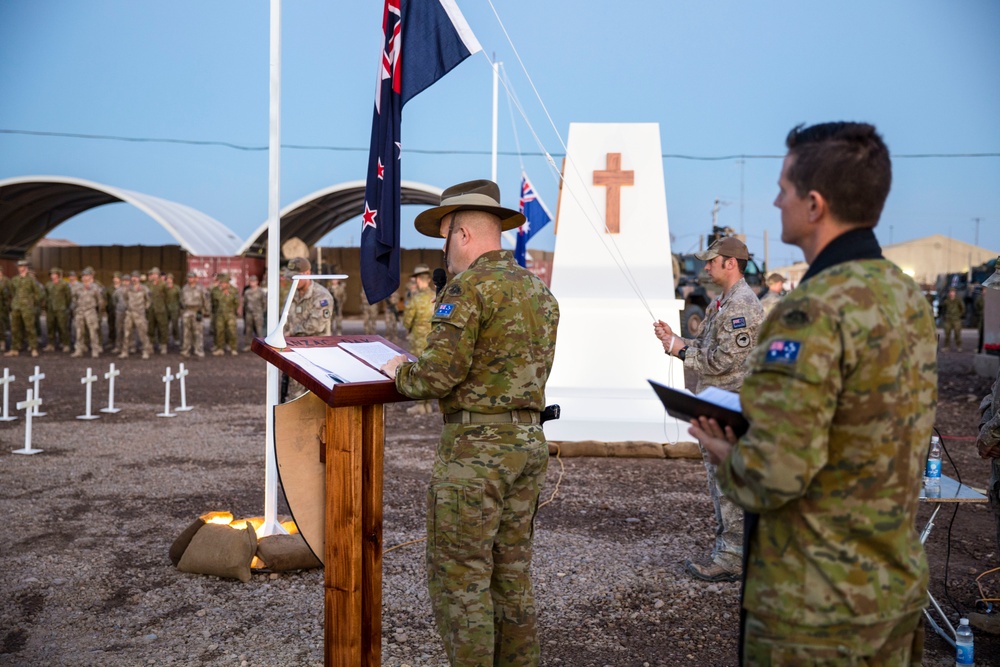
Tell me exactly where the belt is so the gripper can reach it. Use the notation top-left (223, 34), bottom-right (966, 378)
top-left (443, 409), bottom-right (540, 425)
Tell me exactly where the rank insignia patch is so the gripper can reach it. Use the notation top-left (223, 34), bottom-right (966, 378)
top-left (434, 303), bottom-right (455, 318)
top-left (765, 340), bottom-right (801, 364)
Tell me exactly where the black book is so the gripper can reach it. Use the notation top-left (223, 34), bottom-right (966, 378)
top-left (647, 379), bottom-right (749, 437)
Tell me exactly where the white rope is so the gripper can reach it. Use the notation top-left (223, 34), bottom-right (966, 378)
top-left (479, 2), bottom-right (656, 320)
top-left (500, 63), bottom-right (525, 173)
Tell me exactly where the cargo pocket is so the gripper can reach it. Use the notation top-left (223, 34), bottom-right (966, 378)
top-left (427, 480), bottom-right (486, 562)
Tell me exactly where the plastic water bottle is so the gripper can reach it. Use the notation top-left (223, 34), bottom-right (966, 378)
top-left (924, 435), bottom-right (942, 488)
top-left (955, 617), bottom-right (974, 665)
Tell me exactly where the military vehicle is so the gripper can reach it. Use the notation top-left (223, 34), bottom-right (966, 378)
top-left (673, 226), bottom-right (764, 337)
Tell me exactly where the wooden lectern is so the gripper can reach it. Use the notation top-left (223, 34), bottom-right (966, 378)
top-left (252, 335), bottom-right (412, 667)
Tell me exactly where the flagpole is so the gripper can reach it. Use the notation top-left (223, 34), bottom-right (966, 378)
top-left (491, 54), bottom-right (499, 182)
top-left (262, 0), bottom-right (287, 538)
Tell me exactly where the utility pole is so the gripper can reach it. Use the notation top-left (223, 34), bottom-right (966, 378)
top-left (973, 217), bottom-right (982, 248)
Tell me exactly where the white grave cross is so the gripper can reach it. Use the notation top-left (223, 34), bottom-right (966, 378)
top-left (77, 368), bottom-right (100, 420)
top-left (175, 363), bottom-right (192, 412)
top-left (0, 368), bottom-right (16, 422)
top-left (157, 366), bottom-right (176, 418)
top-left (12, 389), bottom-right (43, 455)
top-left (28, 366), bottom-right (46, 417)
top-left (101, 363), bottom-right (122, 414)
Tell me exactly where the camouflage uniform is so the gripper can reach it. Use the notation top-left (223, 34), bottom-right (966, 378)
top-left (180, 279), bottom-right (211, 358)
top-left (242, 282), bottom-right (267, 348)
top-left (9, 270), bottom-right (44, 354)
top-left (105, 278), bottom-right (119, 351)
top-left (360, 286), bottom-right (380, 335)
top-left (120, 280), bottom-right (152, 359)
top-left (403, 287), bottom-right (435, 356)
top-left (718, 230), bottom-right (936, 661)
top-left (0, 273), bottom-right (10, 351)
top-left (330, 280), bottom-right (347, 335)
top-left (759, 289), bottom-right (783, 317)
top-left (112, 283), bottom-right (129, 353)
top-left (147, 275), bottom-right (170, 353)
top-left (45, 275), bottom-right (72, 351)
top-left (977, 367), bottom-right (1000, 565)
top-left (679, 277), bottom-right (764, 573)
top-left (165, 279), bottom-right (181, 346)
top-left (212, 282), bottom-right (240, 355)
top-left (394, 249), bottom-right (560, 667)
top-left (283, 280), bottom-right (333, 400)
top-left (71, 276), bottom-right (106, 358)
top-left (383, 293), bottom-right (399, 342)
top-left (940, 293), bottom-right (964, 350)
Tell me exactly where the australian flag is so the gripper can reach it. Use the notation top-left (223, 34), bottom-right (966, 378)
top-left (513, 171), bottom-right (552, 267)
top-left (360, 0), bottom-right (481, 304)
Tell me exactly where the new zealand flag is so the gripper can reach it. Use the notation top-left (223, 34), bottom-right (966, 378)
top-left (360, 0), bottom-right (481, 304)
top-left (513, 171), bottom-right (552, 268)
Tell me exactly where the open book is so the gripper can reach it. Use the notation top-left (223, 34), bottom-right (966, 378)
top-left (647, 379), bottom-right (749, 436)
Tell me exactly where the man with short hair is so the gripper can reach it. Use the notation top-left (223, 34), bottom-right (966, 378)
top-left (382, 179), bottom-right (559, 667)
top-left (654, 235), bottom-right (764, 583)
top-left (691, 122), bottom-right (936, 663)
top-left (758, 272), bottom-right (786, 317)
top-left (71, 267), bottom-right (106, 358)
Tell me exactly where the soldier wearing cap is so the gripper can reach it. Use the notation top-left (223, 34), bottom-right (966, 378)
top-left (329, 275), bottom-right (347, 335)
top-left (71, 267), bottom-right (106, 358)
top-left (165, 273), bottom-right (181, 347)
top-left (281, 257), bottom-right (333, 399)
top-left (44, 267), bottom-right (72, 352)
top-left (402, 264), bottom-right (436, 415)
top-left (381, 179), bottom-right (559, 666)
top-left (212, 273), bottom-right (240, 356)
top-left (105, 272), bottom-right (121, 352)
top-left (147, 267), bottom-right (170, 354)
top-left (111, 273), bottom-right (130, 354)
top-left (5, 259), bottom-right (45, 357)
top-left (242, 274), bottom-right (266, 349)
top-left (120, 271), bottom-right (152, 359)
top-left (0, 266), bottom-right (10, 352)
top-left (654, 234), bottom-right (764, 583)
top-left (759, 272), bottom-right (786, 317)
top-left (180, 271), bottom-right (211, 358)
top-left (691, 122), bottom-right (935, 663)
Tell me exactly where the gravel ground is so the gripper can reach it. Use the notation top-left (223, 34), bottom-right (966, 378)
top-left (1, 326), bottom-right (998, 666)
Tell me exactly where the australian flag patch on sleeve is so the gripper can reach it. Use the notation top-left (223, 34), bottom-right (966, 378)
top-left (765, 340), bottom-right (801, 364)
top-left (319, 299), bottom-right (330, 307)
top-left (434, 303), bottom-right (455, 318)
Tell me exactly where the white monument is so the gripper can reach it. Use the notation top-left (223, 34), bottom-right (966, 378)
top-left (12, 389), bottom-right (43, 455)
top-left (28, 366), bottom-right (46, 417)
top-left (101, 363), bottom-right (122, 414)
top-left (77, 368), bottom-right (100, 420)
top-left (157, 367), bottom-right (176, 418)
top-left (0, 368), bottom-right (17, 422)
top-left (544, 123), bottom-right (687, 443)
top-left (175, 363), bottom-right (193, 412)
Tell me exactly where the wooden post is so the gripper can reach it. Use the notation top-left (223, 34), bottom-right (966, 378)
top-left (324, 403), bottom-right (383, 667)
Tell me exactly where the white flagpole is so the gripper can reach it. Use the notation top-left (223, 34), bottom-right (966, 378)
top-left (261, 0), bottom-right (286, 537)
top-left (491, 54), bottom-right (499, 182)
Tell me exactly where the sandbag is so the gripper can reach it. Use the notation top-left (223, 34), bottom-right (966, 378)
top-left (177, 522), bottom-right (257, 583)
top-left (256, 533), bottom-right (322, 572)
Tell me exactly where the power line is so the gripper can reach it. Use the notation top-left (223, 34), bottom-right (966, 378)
top-left (3, 128), bottom-right (999, 161)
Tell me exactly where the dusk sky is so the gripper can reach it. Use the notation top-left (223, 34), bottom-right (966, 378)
top-left (1, 0), bottom-right (997, 270)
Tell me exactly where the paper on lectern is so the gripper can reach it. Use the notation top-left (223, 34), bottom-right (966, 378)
top-left (293, 347), bottom-right (388, 384)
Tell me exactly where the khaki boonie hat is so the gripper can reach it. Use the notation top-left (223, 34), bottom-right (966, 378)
top-left (16, 259), bottom-right (30, 267)
top-left (694, 236), bottom-right (750, 261)
top-left (282, 257), bottom-right (311, 277)
top-left (411, 264), bottom-right (431, 277)
top-left (414, 179), bottom-right (524, 238)
top-left (766, 273), bottom-right (784, 285)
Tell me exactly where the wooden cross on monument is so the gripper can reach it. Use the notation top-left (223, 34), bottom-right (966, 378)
top-left (593, 152), bottom-right (634, 234)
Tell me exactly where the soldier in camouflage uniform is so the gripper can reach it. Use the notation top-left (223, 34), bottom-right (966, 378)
top-left (105, 273), bottom-right (120, 352)
top-left (382, 180), bottom-right (559, 667)
top-left (382, 292), bottom-right (400, 342)
top-left (120, 271), bottom-right (152, 360)
top-left (758, 272), bottom-right (785, 317)
top-left (180, 271), bottom-right (211, 359)
top-left (146, 268), bottom-right (170, 354)
top-left (282, 257), bottom-right (333, 400)
top-left (71, 267), bottom-right (106, 358)
top-left (691, 122), bottom-right (935, 664)
top-left (360, 285), bottom-right (380, 334)
top-left (940, 287), bottom-right (964, 351)
top-left (5, 260), bottom-right (45, 358)
top-left (655, 235), bottom-right (764, 583)
top-left (0, 267), bottom-right (10, 352)
top-left (212, 274), bottom-right (240, 356)
top-left (165, 273), bottom-right (181, 348)
top-left (977, 363), bottom-right (1000, 564)
top-left (242, 274), bottom-right (266, 350)
top-left (112, 274), bottom-right (129, 354)
top-left (329, 277), bottom-right (347, 335)
top-left (44, 268), bottom-right (72, 352)
top-left (402, 265), bottom-right (437, 415)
